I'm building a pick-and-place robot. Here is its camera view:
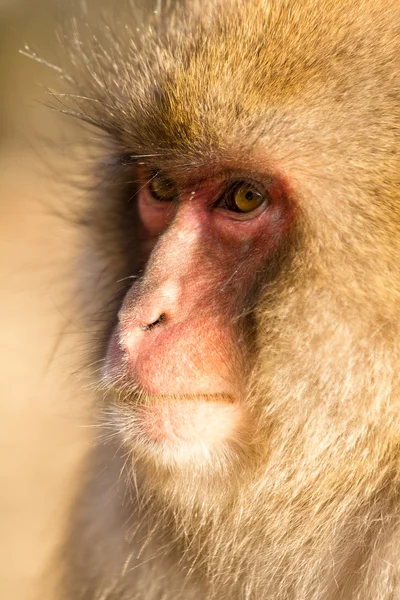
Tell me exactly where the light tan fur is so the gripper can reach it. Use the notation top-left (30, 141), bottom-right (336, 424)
top-left (54, 1), bottom-right (400, 598)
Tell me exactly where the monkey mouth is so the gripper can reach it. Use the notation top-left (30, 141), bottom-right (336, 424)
top-left (111, 391), bottom-right (244, 455)
top-left (105, 323), bottom-right (239, 397)
top-left (104, 327), bottom-right (244, 453)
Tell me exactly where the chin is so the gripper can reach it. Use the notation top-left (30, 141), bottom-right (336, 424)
top-left (107, 388), bottom-right (247, 472)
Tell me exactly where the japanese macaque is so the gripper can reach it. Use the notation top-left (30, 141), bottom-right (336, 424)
top-left (55, 0), bottom-right (400, 598)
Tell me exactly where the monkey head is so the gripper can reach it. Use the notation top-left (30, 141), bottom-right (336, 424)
top-left (65, 0), bottom-right (400, 503)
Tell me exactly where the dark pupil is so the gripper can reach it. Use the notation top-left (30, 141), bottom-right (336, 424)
top-left (162, 181), bottom-right (172, 192)
top-left (245, 191), bottom-right (254, 202)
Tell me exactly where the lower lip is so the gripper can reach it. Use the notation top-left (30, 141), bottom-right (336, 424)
top-left (139, 396), bottom-right (243, 447)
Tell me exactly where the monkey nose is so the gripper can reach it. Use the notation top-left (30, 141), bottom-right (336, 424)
top-left (119, 280), bottom-right (181, 334)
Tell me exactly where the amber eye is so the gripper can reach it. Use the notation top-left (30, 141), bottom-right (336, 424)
top-left (224, 182), bottom-right (266, 214)
top-left (148, 173), bottom-right (177, 202)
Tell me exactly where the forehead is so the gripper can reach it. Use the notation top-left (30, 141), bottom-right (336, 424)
top-left (93, 0), bottom-right (398, 174)
top-left (133, 9), bottom-right (324, 151)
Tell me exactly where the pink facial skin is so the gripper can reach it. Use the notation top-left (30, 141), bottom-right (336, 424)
top-left (105, 169), bottom-right (294, 447)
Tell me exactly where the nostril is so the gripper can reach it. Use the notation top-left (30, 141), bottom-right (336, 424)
top-left (141, 313), bottom-right (166, 331)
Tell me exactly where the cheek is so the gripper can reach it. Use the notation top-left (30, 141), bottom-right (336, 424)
top-left (138, 190), bottom-right (176, 236)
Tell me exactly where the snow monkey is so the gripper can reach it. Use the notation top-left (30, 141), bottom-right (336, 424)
top-left (55, 0), bottom-right (400, 598)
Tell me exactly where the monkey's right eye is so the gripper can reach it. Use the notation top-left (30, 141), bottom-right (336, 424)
top-left (148, 173), bottom-right (178, 202)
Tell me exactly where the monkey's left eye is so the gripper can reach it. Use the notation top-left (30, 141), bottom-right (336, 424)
top-left (222, 182), bottom-right (267, 214)
top-left (148, 173), bottom-right (178, 202)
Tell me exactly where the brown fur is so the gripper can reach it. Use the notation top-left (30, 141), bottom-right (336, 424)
top-left (54, 0), bottom-right (400, 598)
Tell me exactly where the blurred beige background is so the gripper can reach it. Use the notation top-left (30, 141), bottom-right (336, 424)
top-left (0, 2), bottom-right (100, 598)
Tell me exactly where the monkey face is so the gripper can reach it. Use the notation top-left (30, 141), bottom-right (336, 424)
top-left (102, 166), bottom-right (294, 466)
top-left (66, 0), bottom-right (400, 490)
